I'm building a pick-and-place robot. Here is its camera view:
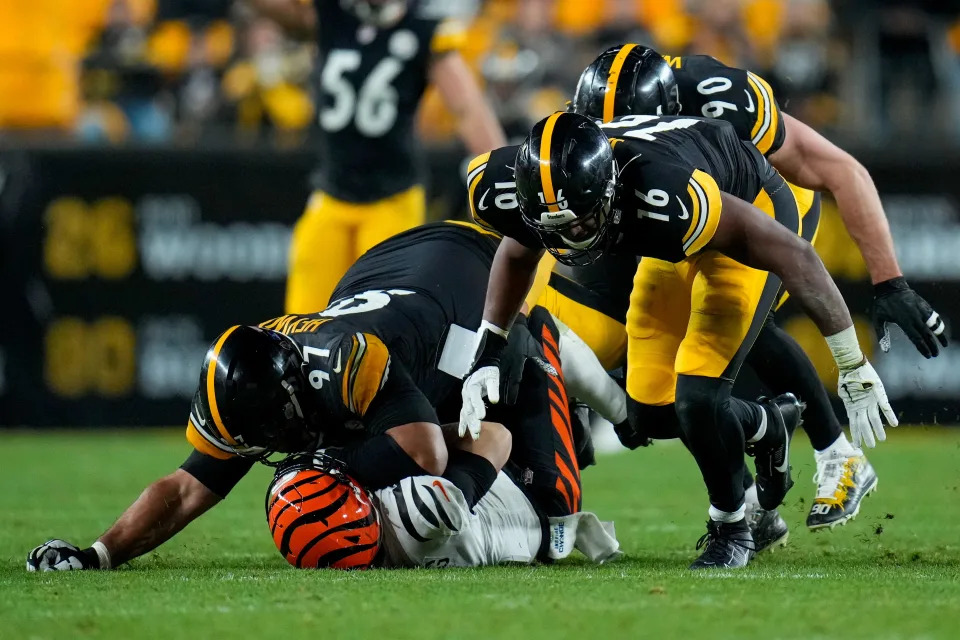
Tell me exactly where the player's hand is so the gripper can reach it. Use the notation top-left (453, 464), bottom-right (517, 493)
top-left (26, 539), bottom-right (97, 572)
top-left (837, 359), bottom-right (898, 449)
top-left (613, 419), bottom-right (652, 449)
top-left (459, 366), bottom-right (500, 440)
top-left (458, 323), bottom-right (510, 440)
top-left (872, 277), bottom-right (947, 358)
top-left (499, 316), bottom-right (552, 405)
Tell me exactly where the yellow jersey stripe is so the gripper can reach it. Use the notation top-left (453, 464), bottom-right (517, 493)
top-left (186, 420), bottom-right (234, 460)
top-left (349, 333), bottom-right (390, 416)
top-left (538, 112), bottom-right (563, 213)
top-left (341, 334), bottom-right (361, 413)
top-left (684, 170), bottom-right (723, 255)
top-left (681, 181), bottom-right (703, 247)
top-left (206, 325), bottom-right (239, 446)
top-left (466, 152), bottom-right (490, 182)
top-left (747, 72), bottom-right (777, 154)
top-left (603, 44), bottom-right (637, 123)
top-left (445, 219), bottom-right (502, 238)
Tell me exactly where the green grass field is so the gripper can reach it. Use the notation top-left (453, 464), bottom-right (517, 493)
top-left (1, 427), bottom-right (959, 639)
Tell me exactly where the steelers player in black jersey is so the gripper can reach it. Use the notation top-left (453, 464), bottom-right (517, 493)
top-left (250, 0), bottom-right (506, 313)
top-left (552, 45), bottom-right (915, 532)
top-left (24, 222), bottom-right (613, 572)
top-left (460, 111), bottom-right (897, 569)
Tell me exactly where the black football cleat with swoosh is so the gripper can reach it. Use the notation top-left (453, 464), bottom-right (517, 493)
top-left (747, 393), bottom-right (805, 510)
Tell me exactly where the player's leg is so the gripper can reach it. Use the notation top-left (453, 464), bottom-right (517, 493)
top-left (488, 307), bottom-right (581, 517)
top-left (355, 185), bottom-right (426, 256)
top-left (285, 191), bottom-right (356, 314)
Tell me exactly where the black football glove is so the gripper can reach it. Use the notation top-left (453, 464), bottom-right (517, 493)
top-left (872, 277), bottom-right (948, 358)
top-left (26, 539), bottom-right (99, 572)
top-left (613, 419), bottom-right (652, 449)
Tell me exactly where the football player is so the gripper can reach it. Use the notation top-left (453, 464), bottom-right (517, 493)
top-left (265, 453), bottom-right (621, 570)
top-left (26, 221), bottom-right (621, 572)
top-left (548, 44), bottom-right (919, 532)
top-left (249, 0), bottom-right (506, 312)
top-left (459, 111), bottom-right (896, 569)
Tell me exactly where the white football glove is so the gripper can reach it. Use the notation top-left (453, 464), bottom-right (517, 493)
top-left (837, 359), bottom-right (898, 449)
top-left (458, 365), bottom-right (500, 440)
top-left (26, 539), bottom-right (96, 572)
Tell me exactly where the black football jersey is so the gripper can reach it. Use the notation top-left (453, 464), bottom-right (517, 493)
top-left (187, 221), bottom-right (500, 459)
top-left (470, 114), bottom-right (776, 263)
top-left (666, 55), bottom-right (786, 156)
top-left (312, 1), bottom-right (467, 202)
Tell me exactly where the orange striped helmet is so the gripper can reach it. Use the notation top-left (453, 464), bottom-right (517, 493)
top-left (266, 456), bottom-right (381, 569)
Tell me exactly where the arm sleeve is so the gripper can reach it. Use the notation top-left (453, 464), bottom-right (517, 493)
top-left (326, 434), bottom-right (428, 490)
top-left (179, 449), bottom-right (255, 499)
top-left (553, 315), bottom-right (627, 425)
top-left (442, 449), bottom-right (498, 508)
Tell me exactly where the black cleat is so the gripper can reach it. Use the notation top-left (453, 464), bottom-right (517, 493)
top-left (748, 507), bottom-right (790, 553)
top-left (689, 519), bottom-right (756, 570)
top-left (748, 393), bottom-right (805, 510)
top-left (807, 452), bottom-right (878, 530)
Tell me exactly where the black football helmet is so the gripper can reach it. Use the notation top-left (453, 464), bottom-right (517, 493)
top-left (572, 44), bottom-right (680, 122)
top-left (340, 0), bottom-right (408, 27)
top-left (190, 325), bottom-right (321, 460)
top-left (515, 112), bottom-right (617, 266)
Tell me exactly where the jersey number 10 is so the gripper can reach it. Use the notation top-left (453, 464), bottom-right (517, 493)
top-left (320, 49), bottom-right (402, 137)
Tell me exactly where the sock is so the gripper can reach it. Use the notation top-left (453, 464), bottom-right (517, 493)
top-left (816, 433), bottom-right (861, 459)
top-left (744, 320), bottom-right (843, 450)
top-left (746, 405), bottom-right (768, 443)
top-left (731, 398), bottom-right (764, 442)
top-left (743, 483), bottom-right (759, 516)
top-left (709, 504), bottom-right (746, 523)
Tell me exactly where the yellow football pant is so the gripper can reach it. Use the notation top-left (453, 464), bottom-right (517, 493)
top-left (285, 186), bottom-right (425, 314)
top-left (625, 182), bottom-right (799, 406)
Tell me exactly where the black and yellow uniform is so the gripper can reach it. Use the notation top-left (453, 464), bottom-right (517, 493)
top-left (190, 222), bottom-right (581, 514)
top-left (667, 54), bottom-right (821, 303)
top-left (286, 3), bottom-right (468, 313)
top-left (469, 113), bottom-right (800, 407)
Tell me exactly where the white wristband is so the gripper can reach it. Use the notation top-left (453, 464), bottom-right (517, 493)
top-left (92, 540), bottom-right (112, 570)
top-left (825, 326), bottom-right (864, 370)
top-left (479, 320), bottom-right (509, 340)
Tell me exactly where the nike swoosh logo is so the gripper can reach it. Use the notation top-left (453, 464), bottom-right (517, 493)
top-left (677, 197), bottom-right (689, 220)
top-left (477, 189), bottom-right (490, 211)
top-left (744, 89), bottom-right (755, 113)
top-left (191, 411), bottom-right (206, 427)
top-left (332, 350), bottom-right (343, 374)
top-left (432, 480), bottom-right (451, 501)
top-left (774, 433), bottom-right (790, 473)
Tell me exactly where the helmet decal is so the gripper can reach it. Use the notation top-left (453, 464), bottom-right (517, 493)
top-left (537, 112), bottom-right (564, 213)
top-left (206, 325), bottom-right (240, 446)
top-left (603, 43), bottom-right (638, 122)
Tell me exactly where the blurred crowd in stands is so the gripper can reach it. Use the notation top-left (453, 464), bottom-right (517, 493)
top-left (1, 0), bottom-right (959, 146)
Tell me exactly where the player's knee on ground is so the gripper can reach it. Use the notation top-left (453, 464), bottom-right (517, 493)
top-left (388, 422), bottom-right (449, 476)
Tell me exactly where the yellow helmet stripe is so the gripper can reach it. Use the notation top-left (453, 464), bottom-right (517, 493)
top-left (206, 325), bottom-right (240, 445)
top-left (538, 112), bottom-right (564, 213)
top-left (603, 43), bottom-right (637, 123)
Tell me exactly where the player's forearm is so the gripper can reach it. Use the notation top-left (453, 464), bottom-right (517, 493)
top-left (555, 317), bottom-right (627, 424)
top-left (765, 238), bottom-right (853, 336)
top-left (457, 102), bottom-right (507, 157)
top-left (826, 161), bottom-right (902, 284)
top-left (97, 470), bottom-right (220, 567)
top-left (483, 240), bottom-right (543, 330)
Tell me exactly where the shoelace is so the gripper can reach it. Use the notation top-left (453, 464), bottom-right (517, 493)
top-left (812, 456), bottom-right (857, 505)
top-left (695, 522), bottom-right (757, 554)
